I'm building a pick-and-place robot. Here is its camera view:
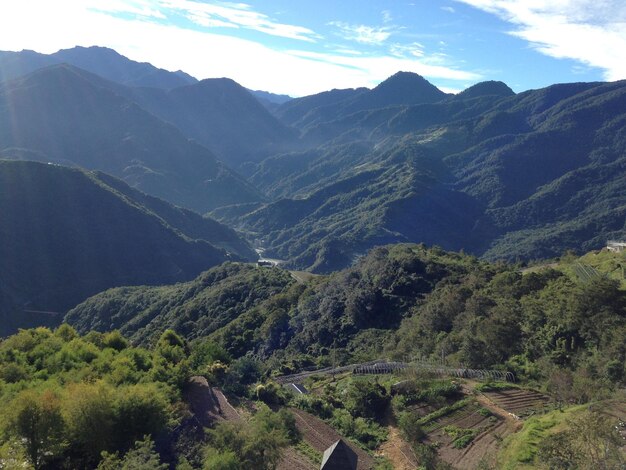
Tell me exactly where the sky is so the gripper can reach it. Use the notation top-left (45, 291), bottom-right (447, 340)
top-left (1, 0), bottom-right (625, 96)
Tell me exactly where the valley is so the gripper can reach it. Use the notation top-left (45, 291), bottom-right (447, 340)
top-left (0, 44), bottom-right (624, 469)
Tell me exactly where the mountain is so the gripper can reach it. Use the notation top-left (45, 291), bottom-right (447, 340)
top-left (248, 89), bottom-right (292, 112)
top-left (0, 46), bottom-right (197, 88)
top-left (221, 139), bottom-right (489, 272)
top-left (52, 46), bottom-right (198, 89)
top-left (66, 243), bottom-right (626, 388)
top-left (126, 78), bottom-right (297, 170)
top-left (215, 78), bottom-right (626, 271)
top-left (0, 160), bottom-right (255, 336)
top-left (0, 64), bottom-right (262, 212)
top-left (0, 49), bottom-right (58, 83)
top-left (248, 89), bottom-right (292, 105)
top-left (274, 72), bottom-right (448, 136)
top-left (273, 87), bottom-right (368, 126)
top-left (453, 80), bottom-right (515, 100)
top-left (0, 47), bottom-right (297, 171)
top-left (10, 244), bottom-right (626, 469)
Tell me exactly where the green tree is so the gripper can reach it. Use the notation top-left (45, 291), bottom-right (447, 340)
top-left (204, 408), bottom-right (293, 470)
top-left (345, 379), bottom-right (390, 419)
top-left (98, 436), bottom-right (167, 470)
top-left (6, 389), bottom-right (65, 469)
top-left (398, 410), bottom-right (425, 444)
top-left (203, 449), bottom-right (241, 470)
top-left (113, 384), bottom-right (169, 451)
top-left (63, 382), bottom-right (116, 465)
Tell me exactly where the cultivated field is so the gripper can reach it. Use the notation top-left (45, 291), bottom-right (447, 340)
top-left (483, 388), bottom-right (552, 418)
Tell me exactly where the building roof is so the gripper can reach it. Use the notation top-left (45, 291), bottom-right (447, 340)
top-left (288, 383), bottom-right (309, 394)
top-left (320, 439), bottom-right (358, 470)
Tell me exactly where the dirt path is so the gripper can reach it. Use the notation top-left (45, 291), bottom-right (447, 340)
top-left (377, 425), bottom-right (419, 469)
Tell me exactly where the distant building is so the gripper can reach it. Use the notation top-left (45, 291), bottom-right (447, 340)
top-left (607, 240), bottom-right (626, 253)
top-left (320, 439), bottom-right (358, 470)
top-left (257, 260), bottom-right (273, 267)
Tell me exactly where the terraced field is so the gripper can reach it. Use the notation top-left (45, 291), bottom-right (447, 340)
top-left (483, 388), bottom-right (552, 418)
top-left (421, 399), bottom-right (514, 469)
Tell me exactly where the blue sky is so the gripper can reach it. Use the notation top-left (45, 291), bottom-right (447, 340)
top-left (1, 1), bottom-right (625, 96)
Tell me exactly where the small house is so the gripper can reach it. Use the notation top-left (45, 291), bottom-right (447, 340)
top-left (320, 439), bottom-right (357, 470)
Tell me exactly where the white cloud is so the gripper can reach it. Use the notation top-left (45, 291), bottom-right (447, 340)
top-left (453, 0), bottom-right (626, 80)
top-left (185, 12), bottom-right (237, 28)
top-left (88, 0), bottom-right (167, 19)
top-left (389, 42), bottom-right (425, 58)
top-left (0, 0), bottom-right (481, 96)
top-left (329, 21), bottom-right (396, 45)
top-left (441, 6), bottom-right (456, 13)
top-left (287, 50), bottom-right (480, 83)
top-left (159, 0), bottom-right (320, 42)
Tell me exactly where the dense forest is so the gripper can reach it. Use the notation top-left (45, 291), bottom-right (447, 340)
top-left (2, 245), bottom-right (625, 468)
top-left (67, 244), bottom-right (626, 392)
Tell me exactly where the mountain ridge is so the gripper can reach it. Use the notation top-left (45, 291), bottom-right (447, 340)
top-left (0, 160), bottom-right (254, 335)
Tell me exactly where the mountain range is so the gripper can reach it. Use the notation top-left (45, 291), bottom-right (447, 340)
top-left (1, 45), bottom-right (625, 274)
top-left (0, 64), bottom-right (263, 212)
top-left (215, 75), bottom-right (626, 271)
top-left (0, 45), bottom-right (196, 89)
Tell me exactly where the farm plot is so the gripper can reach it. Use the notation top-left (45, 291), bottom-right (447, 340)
top-left (483, 388), bottom-right (551, 417)
top-left (421, 399), bottom-right (515, 469)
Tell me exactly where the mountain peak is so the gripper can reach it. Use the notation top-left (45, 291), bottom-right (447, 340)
top-left (457, 80), bottom-right (515, 99)
top-left (364, 71), bottom-right (447, 107)
top-left (51, 45), bottom-right (197, 89)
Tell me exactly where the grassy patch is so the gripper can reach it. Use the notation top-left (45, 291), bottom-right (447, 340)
top-left (294, 441), bottom-right (322, 465)
top-left (497, 404), bottom-right (587, 469)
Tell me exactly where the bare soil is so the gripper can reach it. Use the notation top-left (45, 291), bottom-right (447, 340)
top-left (377, 424), bottom-right (419, 470)
top-left (277, 447), bottom-right (317, 470)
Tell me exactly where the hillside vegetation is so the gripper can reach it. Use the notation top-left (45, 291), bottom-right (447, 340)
top-left (66, 243), bottom-right (626, 468)
top-left (68, 244), bottom-right (626, 395)
top-left (0, 326), bottom-right (299, 469)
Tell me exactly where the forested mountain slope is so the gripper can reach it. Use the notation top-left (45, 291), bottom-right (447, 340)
top-left (218, 77), bottom-right (626, 271)
top-left (67, 244), bottom-right (626, 391)
top-left (126, 78), bottom-right (296, 170)
top-left (2, 46), bottom-right (625, 271)
top-left (0, 160), bottom-right (252, 335)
